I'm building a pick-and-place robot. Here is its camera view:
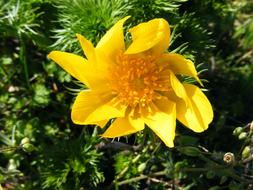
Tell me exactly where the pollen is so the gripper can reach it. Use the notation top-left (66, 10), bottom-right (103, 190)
top-left (110, 52), bottom-right (171, 108)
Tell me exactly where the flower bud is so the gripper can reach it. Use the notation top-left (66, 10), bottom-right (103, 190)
top-left (20, 137), bottom-right (34, 153)
top-left (223, 152), bottom-right (235, 165)
top-left (238, 132), bottom-right (247, 140)
top-left (8, 159), bottom-right (17, 170)
top-left (250, 121), bottom-right (253, 133)
top-left (233, 127), bottom-right (243, 136)
top-left (242, 146), bottom-right (250, 159)
top-left (22, 143), bottom-right (35, 153)
top-left (137, 163), bottom-right (146, 173)
top-left (178, 146), bottom-right (200, 157)
top-left (20, 137), bottom-right (30, 145)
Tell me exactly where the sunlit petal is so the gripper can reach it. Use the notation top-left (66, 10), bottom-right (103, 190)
top-left (143, 99), bottom-right (176, 147)
top-left (176, 84), bottom-right (213, 132)
top-left (125, 18), bottom-right (170, 56)
top-left (48, 51), bottom-right (90, 86)
top-left (76, 34), bottom-right (111, 80)
top-left (169, 70), bottom-right (188, 104)
top-left (96, 16), bottom-right (130, 59)
top-left (71, 91), bottom-right (125, 127)
top-left (101, 116), bottom-right (144, 138)
top-left (76, 33), bottom-right (96, 63)
top-left (95, 120), bottom-right (108, 128)
top-left (159, 53), bottom-right (203, 86)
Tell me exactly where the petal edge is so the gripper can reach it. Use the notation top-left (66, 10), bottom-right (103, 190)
top-left (125, 18), bottom-right (170, 56)
top-left (48, 51), bottom-right (90, 86)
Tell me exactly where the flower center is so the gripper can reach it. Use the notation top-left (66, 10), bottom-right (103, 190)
top-left (110, 52), bottom-right (170, 108)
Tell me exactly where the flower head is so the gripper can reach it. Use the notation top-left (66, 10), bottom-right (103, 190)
top-left (48, 17), bottom-right (213, 147)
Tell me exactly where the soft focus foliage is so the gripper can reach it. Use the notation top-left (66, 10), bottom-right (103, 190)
top-left (0, 0), bottom-right (253, 189)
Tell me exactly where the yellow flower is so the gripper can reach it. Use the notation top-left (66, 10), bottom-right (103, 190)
top-left (48, 17), bottom-right (213, 147)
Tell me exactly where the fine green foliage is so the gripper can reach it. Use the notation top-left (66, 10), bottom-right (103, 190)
top-left (1, 0), bottom-right (253, 189)
top-left (52, 0), bottom-right (130, 52)
top-left (41, 129), bottom-right (104, 189)
top-left (0, 0), bottom-right (41, 38)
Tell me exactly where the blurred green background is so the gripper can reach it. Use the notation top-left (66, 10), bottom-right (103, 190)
top-left (0, 0), bottom-right (253, 189)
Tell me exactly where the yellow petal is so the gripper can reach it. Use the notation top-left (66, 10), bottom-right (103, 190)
top-left (76, 34), bottom-right (111, 78)
top-left (95, 120), bottom-right (108, 128)
top-left (125, 18), bottom-right (170, 55)
top-left (76, 34), bottom-right (96, 63)
top-left (169, 71), bottom-right (188, 104)
top-left (48, 51), bottom-right (90, 86)
top-left (159, 53), bottom-right (203, 86)
top-left (143, 99), bottom-right (176, 147)
top-left (176, 84), bottom-right (213, 132)
top-left (48, 51), bottom-right (109, 90)
top-left (71, 91), bottom-right (125, 126)
top-left (101, 116), bottom-right (144, 138)
top-left (96, 16), bottom-right (130, 59)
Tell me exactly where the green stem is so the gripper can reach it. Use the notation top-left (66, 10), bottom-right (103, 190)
top-left (19, 35), bottom-right (30, 88)
top-left (116, 165), bottom-right (250, 188)
top-left (0, 64), bottom-right (8, 77)
top-left (117, 170), bottom-right (167, 186)
top-left (113, 146), bottom-right (149, 183)
top-left (0, 146), bottom-right (20, 153)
